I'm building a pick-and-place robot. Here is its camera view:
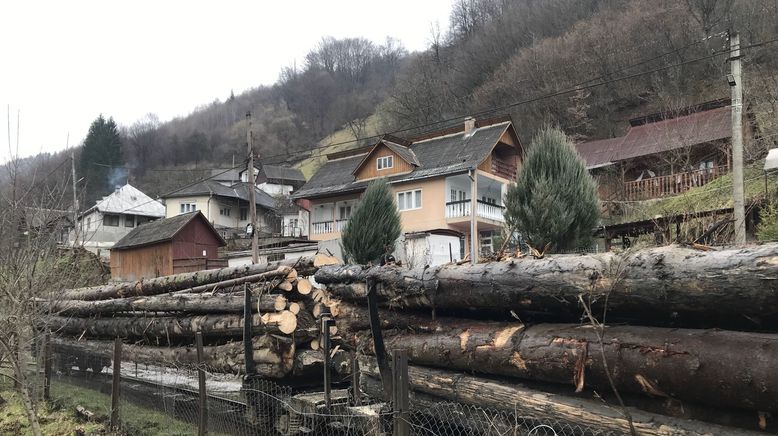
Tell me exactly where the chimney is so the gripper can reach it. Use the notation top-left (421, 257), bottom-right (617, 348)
top-left (464, 116), bottom-right (476, 134)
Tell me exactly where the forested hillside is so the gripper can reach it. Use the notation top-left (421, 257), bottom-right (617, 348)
top-left (4, 0), bottom-right (778, 207)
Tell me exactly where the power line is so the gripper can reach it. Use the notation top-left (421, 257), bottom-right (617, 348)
top-left (257, 36), bottom-right (778, 163)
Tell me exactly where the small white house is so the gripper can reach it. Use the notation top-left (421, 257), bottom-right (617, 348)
top-left (73, 184), bottom-right (165, 256)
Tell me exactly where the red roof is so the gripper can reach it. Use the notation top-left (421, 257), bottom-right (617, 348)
top-left (577, 103), bottom-right (732, 168)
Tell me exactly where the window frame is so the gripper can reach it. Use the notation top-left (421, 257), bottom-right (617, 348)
top-left (104, 214), bottom-right (120, 227)
top-left (124, 215), bottom-right (135, 228)
top-left (180, 203), bottom-right (197, 213)
top-left (377, 155), bottom-right (394, 170)
top-left (397, 189), bottom-right (422, 211)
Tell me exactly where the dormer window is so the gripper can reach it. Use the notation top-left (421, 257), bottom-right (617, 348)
top-left (377, 156), bottom-right (394, 170)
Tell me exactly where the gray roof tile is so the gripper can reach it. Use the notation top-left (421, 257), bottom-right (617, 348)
top-left (112, 211), bottom-right (226, 250)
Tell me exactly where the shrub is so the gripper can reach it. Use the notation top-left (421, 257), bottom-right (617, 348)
top-left (341, 178), bottom-right (402, 264)
top-left (504, 125), bottom-right (600, 251)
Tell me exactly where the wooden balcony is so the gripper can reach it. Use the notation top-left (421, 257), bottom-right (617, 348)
top-left (491, 158), bottom-right (517, 180)
top-left (623, 165), bottom-right (728, 201)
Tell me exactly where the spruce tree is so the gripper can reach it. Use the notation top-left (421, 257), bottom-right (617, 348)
top-left (78, 115), bottom-right (124, 206)
top-left (341, 178), bottom-right (402, 264)
top-left (504, 126), bottom-right (600, 252)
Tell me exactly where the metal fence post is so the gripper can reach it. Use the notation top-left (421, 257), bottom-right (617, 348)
top-left (351, 351), bottom-right (361, 406)
top-left (392, 349), bottom-right (409, 436)
top-left (110, 338), bottom-right (122, 430)
top-left (43, 331), bottom-right (51, 401)
top-left (322, 315), bottom-right (334, 412)
top-left (196, 331), bottom-right (208, 436)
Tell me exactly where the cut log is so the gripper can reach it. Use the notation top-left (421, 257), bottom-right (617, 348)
top-left (44, 310), bottom-right (312, 341)
top-left (277, 280), bottom-right (294, 292)
top-left (359, 357), bottom-right (765, 436)
top-left (61, 259), bottom-right (311, 301)
top-left (311, 288), bottom-right (326, 303)
top-left (40, 293), bottom-right (287, 317)
top-left (313, 253), bottom-right (341, 267)
top-left (288, 302), bottom-right (301, 315)
top-left (316, 244), bottom-right (778, 329)
top-left (52, 336), bottom-right (294, 376)
top-left (286, 269), bottom-right (298, 281)
top-left (296, 278), bottom-right (313, 295)
top-left (260, 311), bottom-right (298, 335)
top-left (356, 321), bottom-right (778, 413)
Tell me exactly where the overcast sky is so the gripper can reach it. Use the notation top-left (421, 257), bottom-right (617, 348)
top-left (0, 0), bottom-right (453, 163)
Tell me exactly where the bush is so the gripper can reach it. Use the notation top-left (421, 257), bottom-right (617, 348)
top-left (504, 126), bottom-right (600, 251)
top-left (341, 178), bottom-right (402, 264)
top-left (757, 203), bottom-right (778, 241)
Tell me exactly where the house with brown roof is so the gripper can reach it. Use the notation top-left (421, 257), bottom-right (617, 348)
top-left (110, 211), bottom-right (227, 281)
top-left (576, 99), bottom-right (736, 206)
top-left (292, 116), bottom-right (523, 264)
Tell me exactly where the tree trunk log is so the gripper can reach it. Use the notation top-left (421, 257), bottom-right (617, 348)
top-left (355, 321), bottom-right (778, 413)
top-left (52, 336), bottom-right (295, 376)
top-left (316, 244), bottom-right (778, 329)
top-left (44, 310), bottom-right (316, 342)
top-left (61, 256), bottom-right (315, 301)
top-left (40, 293), bottom-right (287, 317)
top-left (358, 357), bottom-right (764, 436)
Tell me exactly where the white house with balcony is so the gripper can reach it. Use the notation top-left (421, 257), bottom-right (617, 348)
top-left (293, 116), bottom-right (523, 264)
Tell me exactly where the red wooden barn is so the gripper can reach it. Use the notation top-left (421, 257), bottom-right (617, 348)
top-left (110, 211), bottom-right (227, 281)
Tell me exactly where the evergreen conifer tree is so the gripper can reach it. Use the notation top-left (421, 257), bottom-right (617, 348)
top-left (341, 178), bottom-right (402, 264)
top-left (504, 126), bottom-right (599, 251)
top-left (78, 115), bottom-right (124, 206)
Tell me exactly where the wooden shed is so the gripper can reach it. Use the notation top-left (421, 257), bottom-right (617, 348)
top-left (110, 211), bottom-right (227, 281)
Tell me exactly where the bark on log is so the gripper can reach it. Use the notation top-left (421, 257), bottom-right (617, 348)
top-left (358, 357), bottom-right (764, 436)
top-left (44, 310), bottom-right (316, 341)
top-left (355, 321), bottom-right (778, 413)
top-left (40, 293), bottom-right (287, 317)
top-left (315, 244), bottom-right (778, 329)
top-left (62, 256), bottom-right (315, 301)
top-left (52, 336), bottom-right (294, 376)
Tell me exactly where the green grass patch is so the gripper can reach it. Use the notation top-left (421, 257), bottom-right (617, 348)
top-left (51, 378), bottom-right (198, 436)
top-left (0, 376), bottom-right (104, 435)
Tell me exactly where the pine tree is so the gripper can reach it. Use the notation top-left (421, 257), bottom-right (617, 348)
top-left (78, 115), bottom-right (124, 207)
top-left (341, 178), bottom-right (402, 264)
top-left (504, 126), bottom-right (600, 252)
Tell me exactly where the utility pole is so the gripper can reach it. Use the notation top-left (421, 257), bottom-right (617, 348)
top-left (71, 147), bottom-right (79, 247)
top-left (246, 112), bottom-right (259, 264)
top-left (730, 31), bottom-right (746, 244)
top-left (469, 169), bottom-right (478, 265)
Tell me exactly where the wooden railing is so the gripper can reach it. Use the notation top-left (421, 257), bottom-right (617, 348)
top-left (623, 165), bottom-right (728, 201)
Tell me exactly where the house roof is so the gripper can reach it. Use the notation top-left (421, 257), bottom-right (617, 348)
top-left (294, 121), bottom-right (515, 199)
top-left (576, 102), bottom-right (732, 168)
top-left (210, 168), bottom-right (242, 183)
top-left (84, 184), bottom-right (165, 218)
top-left (162, 180), bottom-right (277, 210)
top-left (261, 165), bottom-right (306, 182)
top-left (112, 211), bottom-right (226, 250)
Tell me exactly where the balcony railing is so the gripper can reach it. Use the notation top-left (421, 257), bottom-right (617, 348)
top-left (335, 219), bottom-right (349, 232)
top-left (311, 221), bottom-right (334, 235)
top-left (445, 200), bottom-right (505, 222)
top-left (624, 165), bottom-right (728, 201)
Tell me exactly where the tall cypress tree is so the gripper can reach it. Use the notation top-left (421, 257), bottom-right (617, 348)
top-left (78, 115), bottom-right (124, 207)
top-left (341, 178), bottom-right (402, 264)
top-left (504, 126), bottom-right (600, 251)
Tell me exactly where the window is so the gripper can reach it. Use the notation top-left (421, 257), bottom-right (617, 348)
top-left (377, 155), bottom-right (394, 170)
top-left (397, 189), bottom-right (422, 211)
top-left (450, 189), bottom-right (466, 202)
top-left (220, 207), bottom-right (231, 217)
top-left (339, 205), bottom-right (352, 220)
top-left (86, 217), bottom-right (91, 229)
top-left (240, 207), bottom-right (248, 221)
top-left (180, 203), bottom-right (196, 213)
top-left (481, 196), bottom-right (497, 205)
top-left (104, 214), bottom-right (120, 227)
top-left (124, 215), bottom-right (135, 228)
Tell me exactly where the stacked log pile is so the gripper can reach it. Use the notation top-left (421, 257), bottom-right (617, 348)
top-left (46, 244), bottom-right (778, 433)
top-left (314, 244), bottom-right (778, 434)
top-left (44, 255), bottom-right (347, 379)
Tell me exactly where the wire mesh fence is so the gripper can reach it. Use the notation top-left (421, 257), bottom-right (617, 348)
top-left (44, 340), bottom-right (615, 436)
